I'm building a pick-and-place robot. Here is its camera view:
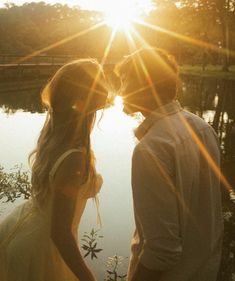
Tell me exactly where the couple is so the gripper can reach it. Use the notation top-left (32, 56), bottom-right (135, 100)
top-left (0, 48), bottom-right (223, 281)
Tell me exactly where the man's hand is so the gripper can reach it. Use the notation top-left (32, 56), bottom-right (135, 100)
top-left (131, 262), bottom-right (163, 281)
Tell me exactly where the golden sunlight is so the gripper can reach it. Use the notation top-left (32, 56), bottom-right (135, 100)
top-left (113, 96), bottom-right (124, 110)
top-left (103, 0), bottom-right (153, 30)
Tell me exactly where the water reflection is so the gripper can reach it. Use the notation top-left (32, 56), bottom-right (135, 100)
top-left (1, 75), bottom-right (235, 279)
top-left (0, 79), bottom-right (47, 114)
top-left (178, 77), bottom-right (235, 280)
top-left (0, 92), bottom-right (138, 278)
top-left (2, 76), bottom-right (235, 171)
top-left (179, 75), bottom-right (235, 191)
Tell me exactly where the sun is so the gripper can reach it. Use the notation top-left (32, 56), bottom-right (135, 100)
top-left (114, 96), bottom-right (124, 110)
top-left (104, 4), bottom-right (136, 30)
top-left (103, 0), bottom-right (153, 30)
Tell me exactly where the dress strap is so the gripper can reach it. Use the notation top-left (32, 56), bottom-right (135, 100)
top-left (49, 148), bottom-right (86, 183)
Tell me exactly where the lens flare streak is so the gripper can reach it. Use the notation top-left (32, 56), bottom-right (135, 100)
top-left (12, 22), bottom-right (104, 66)
top-left (135, 19), bottom-right (235, 58)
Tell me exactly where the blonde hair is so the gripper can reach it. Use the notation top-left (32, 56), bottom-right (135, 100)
top-left (29, 59), bottom-right (107, 204)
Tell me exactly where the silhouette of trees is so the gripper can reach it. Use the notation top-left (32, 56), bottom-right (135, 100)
top-left (0, 2), bottom-right (234, 65)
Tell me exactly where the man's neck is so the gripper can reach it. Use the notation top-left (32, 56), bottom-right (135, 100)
top-left (140, 99), bottom-right (174, 118)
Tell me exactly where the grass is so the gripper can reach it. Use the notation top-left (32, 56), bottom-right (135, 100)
top-left (180, 65), bottom-right (235, 80)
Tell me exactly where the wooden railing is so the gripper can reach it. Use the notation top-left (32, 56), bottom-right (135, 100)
top-left (0, 54), bottom-right (78, 66)
top-left (0, 54), bottom-right (116, 81)
top-left (0, 54), bottom-right (117, 66)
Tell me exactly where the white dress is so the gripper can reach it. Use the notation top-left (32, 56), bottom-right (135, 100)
top-left (0, 148), bottom-right (103, 281)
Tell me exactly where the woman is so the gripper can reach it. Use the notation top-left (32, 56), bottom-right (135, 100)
top-left (0, 59), bottom-right (108, 281)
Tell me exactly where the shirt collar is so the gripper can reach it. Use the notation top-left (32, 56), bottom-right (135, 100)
top-left (134, 100), bottom-right (182, 140)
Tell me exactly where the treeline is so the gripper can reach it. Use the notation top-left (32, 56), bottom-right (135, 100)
top-left (0, 1), bottom-right (234, 68)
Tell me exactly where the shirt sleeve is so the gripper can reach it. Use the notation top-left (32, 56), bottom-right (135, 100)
top-left (132, 147), bottom-right (182, 271)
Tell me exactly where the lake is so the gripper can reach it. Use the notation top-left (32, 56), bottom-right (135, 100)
top-left (0, 100), bottom-right (140, 278)
top-left (0, 75), bottom-right (235, 279)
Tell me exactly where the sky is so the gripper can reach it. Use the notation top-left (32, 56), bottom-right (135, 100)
top-left (0, 0), bottom-right (112, 10)
top-left (0, 0), bottom-right (151, 10)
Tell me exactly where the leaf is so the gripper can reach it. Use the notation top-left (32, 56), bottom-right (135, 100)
top-left (82, 245), bottom-right (90, 250)
top-left (81, 238), bottom-right (89, 243)
top-left (94, 248), bottom-right (103, 253)
top-left (84, 252), bottom-right (90, 258)
top-left (91, 252), bottom-right (97, 260)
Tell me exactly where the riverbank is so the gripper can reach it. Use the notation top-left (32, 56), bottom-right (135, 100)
top-left (180, 65), bottom-right (235, 80)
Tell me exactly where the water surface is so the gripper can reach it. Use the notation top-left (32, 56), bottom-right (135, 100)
top-left (1, 75), bottom-right (235, 278)
top-left (0, 104), bottom-right (139, 277)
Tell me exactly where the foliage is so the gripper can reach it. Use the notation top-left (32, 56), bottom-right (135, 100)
top-left (0, 1), bottom-right (235, 66)
top-left (217, 191), bottom-right (235, 281)
top-left (81, 228), bottom-right (103, 259)
top-left (105, 255), bottom-right (127, 281)
top-left (0, 164), bottom-right (31, 202)
top-left (0, 2), bottom-right (113, 58)
top-left (180, 65), bottom-right (235, 80)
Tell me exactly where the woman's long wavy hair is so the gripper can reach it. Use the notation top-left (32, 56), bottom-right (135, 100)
top-left (29, 59), bottom-right (107, 205)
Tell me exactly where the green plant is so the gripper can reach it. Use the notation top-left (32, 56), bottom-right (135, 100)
top-left (105, 255), bottom-right (127, 281)
top-left (0, 164), bottom-right (31, 202)
top-left (81, 228), bottom-right (103, 259)
top-left (217, 193), bottom-right (235, 281)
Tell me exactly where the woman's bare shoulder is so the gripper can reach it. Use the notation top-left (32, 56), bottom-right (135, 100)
top-left (52, 150), bottom-right (87, 193)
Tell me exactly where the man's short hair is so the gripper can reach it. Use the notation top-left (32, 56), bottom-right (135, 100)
top-left (115, 47), bottom-right (179, 104)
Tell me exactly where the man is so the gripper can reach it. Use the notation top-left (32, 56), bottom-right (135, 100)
top-left (115, 48), bottom-right (223, 281)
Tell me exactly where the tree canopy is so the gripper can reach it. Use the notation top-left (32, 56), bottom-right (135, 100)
top-left (0, 1), bottom-right (234, 67)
